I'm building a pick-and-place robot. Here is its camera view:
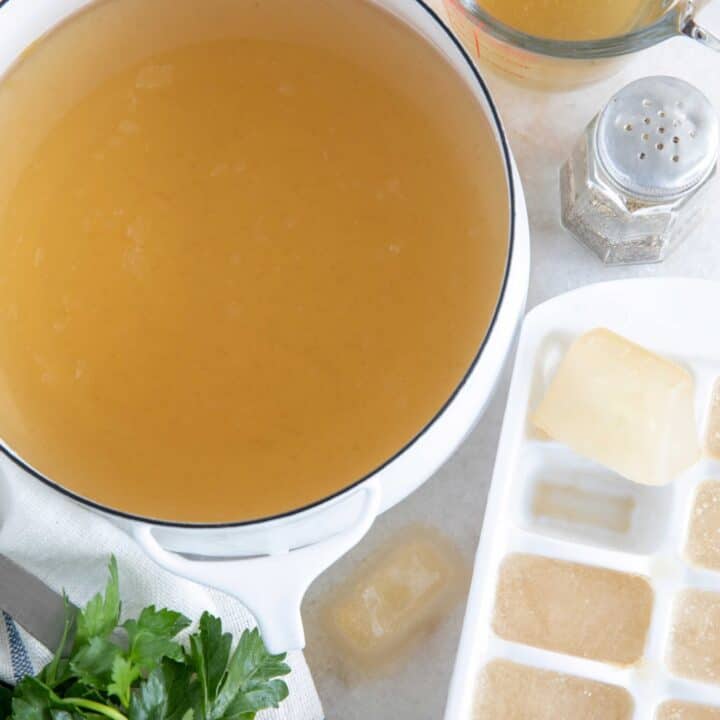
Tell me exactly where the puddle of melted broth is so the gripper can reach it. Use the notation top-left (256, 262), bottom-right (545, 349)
top-left (0, 0), bottom-right (509, 522)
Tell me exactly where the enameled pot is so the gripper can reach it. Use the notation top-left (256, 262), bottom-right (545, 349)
top-left (0, 0), bottom-right (530, 653)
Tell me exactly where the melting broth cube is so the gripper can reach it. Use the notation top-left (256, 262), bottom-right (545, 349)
top-left (669, 589), bottom-right (720, 684)
top-left (658, 701), bottom-right (720, 719)
top-left (686, 481), bottom-right (720, 571)
top-left (707, 379), bottom-right (720, 459)
top-left (325, 526), bottom-right (466, 664)
top-left (532, 329), bottom-right (699, 486)
top-left (474, 660), bottom-right (634, 720)
top-left (492, 554), bottom-right (653, 664)
top-left (532, 481), bottom-right (634, 534)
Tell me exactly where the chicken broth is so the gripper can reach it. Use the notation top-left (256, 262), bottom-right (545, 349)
top-left (0, 0), bottom-right (509, 522)
top-left (475, 0), bottom-right (668, 41)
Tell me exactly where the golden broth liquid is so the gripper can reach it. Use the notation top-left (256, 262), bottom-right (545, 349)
top-left (0, 0), bottom-right (508, 522)
top-left (475, 0), bottom-right (667, 41)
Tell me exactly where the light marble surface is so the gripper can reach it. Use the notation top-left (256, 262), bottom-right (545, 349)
top-left (303, 2), bottom-right (720, 718)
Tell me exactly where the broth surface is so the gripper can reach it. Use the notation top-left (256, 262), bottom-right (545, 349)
top-left (0, 0), bottom-right (508, 522)
top-left (474, 0), bottom-right (668, 41)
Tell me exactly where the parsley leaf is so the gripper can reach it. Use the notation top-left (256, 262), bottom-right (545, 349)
top-left (11, 678), bottom-right (82, 720)
top-left (70, 638), bottom-right (122, 691)
top-left (127, 671), bottom-right (165, 720)
top-left (124, 608), bottom-right (189, 672)
top-left (73, 559), bottom-right (120, 650)
top-left (107, 658), bottom-right (140, 710)
top-left (220, 678), bottom-right (288, 720)
top-left (155, 661), bottom-right (193, 720)
top-left (127, 659), bottom-right (195, 720)
top-left (187, 614), bottom-right (230, 719)
top-left (1, 684), bottom-right (13, 720)
top-left (186, 618), bottom-right (290, 720)
top-left (39, 596), bottom-right (75, 689)
top-left (212, 629), bottom-right (289, 719)
top-left (5, 559), bottom-right (290, 720)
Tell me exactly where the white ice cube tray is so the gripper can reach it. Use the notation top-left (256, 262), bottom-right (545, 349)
top-left (444, 277), bottom-right (720, 719)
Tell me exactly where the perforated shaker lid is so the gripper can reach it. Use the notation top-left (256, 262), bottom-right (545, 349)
top-left (595, 76), bottom-right (719, 201)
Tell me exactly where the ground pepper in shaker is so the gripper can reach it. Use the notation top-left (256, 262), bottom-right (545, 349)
top-left (561, 76), bottom-right (719, 265)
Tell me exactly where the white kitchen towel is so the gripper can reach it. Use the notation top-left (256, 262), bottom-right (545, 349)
top-left (0, 458), bottom-right (324, 720)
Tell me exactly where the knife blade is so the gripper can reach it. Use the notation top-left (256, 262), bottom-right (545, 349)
top-left (0, 554), bottom-right (77, 653)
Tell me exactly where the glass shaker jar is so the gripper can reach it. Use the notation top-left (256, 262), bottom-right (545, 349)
top-left (560, 76), bottom-right (718, 265)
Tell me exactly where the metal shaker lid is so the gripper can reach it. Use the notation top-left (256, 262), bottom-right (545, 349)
top-left (595, 76), bottom-right (719, 201)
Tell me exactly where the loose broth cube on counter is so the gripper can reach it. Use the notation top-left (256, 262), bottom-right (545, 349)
top-left (325, 525), bottom-right (466, 664)
top-left (532, 328), bottom-right (699, 486)
top-left (474, 659), bottom-right (634, 720)
top-left (707, 378), bottom-right (720, 458)
top-left (658, 701), bottom-right (720, 719)
top-left (686, 481), bottom-right (720, 571)
top-left (669, 589), bottom-right (720, 684)
top-left (492, 554), bottom-right (653, 664)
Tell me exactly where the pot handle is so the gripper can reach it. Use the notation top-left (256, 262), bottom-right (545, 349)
top-left (131, 480), bottom-right (380, 654)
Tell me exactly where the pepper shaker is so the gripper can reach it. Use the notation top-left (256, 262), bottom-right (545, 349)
top-left (561, 76), bottom-right (719, 265)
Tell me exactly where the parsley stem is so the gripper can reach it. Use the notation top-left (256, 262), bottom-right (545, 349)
top-left (65, 697), bottom-right (128, 720)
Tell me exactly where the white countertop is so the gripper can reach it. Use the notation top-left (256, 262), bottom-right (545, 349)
top-left (303, 3), bottom-right (720, 718)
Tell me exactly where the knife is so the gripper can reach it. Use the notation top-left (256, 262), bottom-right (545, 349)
top-left (0, 554), bottom-right (77, 654)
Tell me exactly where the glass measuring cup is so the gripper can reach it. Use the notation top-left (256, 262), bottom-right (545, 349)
top-left (443, 0), bottom-right (720, 90)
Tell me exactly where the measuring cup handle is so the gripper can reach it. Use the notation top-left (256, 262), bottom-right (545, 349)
top-left (131, 480), bottom-right (380, 654)
top-left (680, 1), bottom-right (720, 52)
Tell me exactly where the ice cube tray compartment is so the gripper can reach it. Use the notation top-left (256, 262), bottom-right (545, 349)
top-left (445, 279), bottom-right (720, 720)
top-left (682, 478), bottom-right (720, 573)
top-left (705, 379), bottom-right (720, 459)
top-left (518, 446), bottom-right (671, 554)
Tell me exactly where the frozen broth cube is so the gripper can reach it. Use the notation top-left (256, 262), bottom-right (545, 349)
top-left (326, 525), bottom-right (466, 663)
top-left (532, 328), bottom-right (699, 486)
top-left (658, 701), bottom-right (720, 719)
top-left (474, 660), bottom-right (634, 720)
top-left (686, 481), bottom-right (720, 571)
top-left (492, 554), bottom-right (653, 664)
top-left (669, 589), bottom-right (720, 684)
top-left (707, 378), bottom-right (720, 458)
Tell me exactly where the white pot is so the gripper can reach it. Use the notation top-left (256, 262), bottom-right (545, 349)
top-left (0, 0), bottom-right (530, 653)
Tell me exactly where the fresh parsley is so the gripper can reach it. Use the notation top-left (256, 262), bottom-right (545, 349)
top-left (1, 558), bottom-right (290, 720)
